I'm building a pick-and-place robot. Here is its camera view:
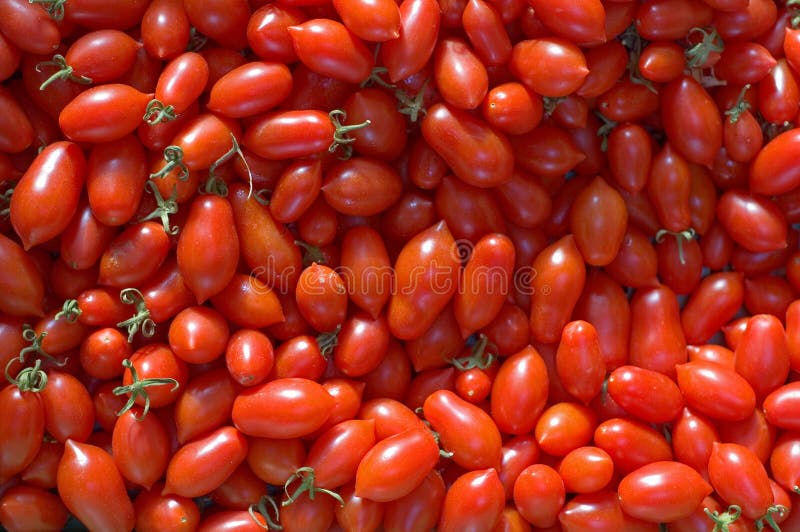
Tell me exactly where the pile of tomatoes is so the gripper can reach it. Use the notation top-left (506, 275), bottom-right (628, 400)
top-left (6, 0), bottom-right (800, 530)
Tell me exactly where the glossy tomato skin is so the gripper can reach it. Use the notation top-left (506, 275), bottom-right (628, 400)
top-left (708, 442), bottom-right (774, 520)
top-left (305, 419), bottom-right (376, 489)
top-left (140, 0), bottom-right (191, 60)
top-left (232, 378), bottom-right (335, 438)
top-left (661, 76), bottom-right (722, 166)
top-left (387, 221), bottom-right (460, 340)
top-left (133, 482), bottom-right (201, 532)
top-left (628, 285), bottom-right (686, 378)
top-left (618, 461), bottom-right (713, 523)
top-left (764, 382), bottom-right (800, 431)
top-left (570, 176), bottom-right (627, 266)
top-left (491, 345), bottom-right (549, 434)
top-left (423, 389), bottom-right (502, 470)
top-left (513, 463), bottom-right (565, 528)
top-left (355, 427), bottom-right (440, 502)
top-left (439, 468), bottom-right (505, 532)
top-left (529, 234), bottom-right (586, 344)
top-left (676, 360), bottom-right (756, 422)
top-left (183, 0), bottom-right (250, 50)
top-left (380, 0), bottom-right (440, 82)
top-left (453, 232), bottom-right (515, 335)
top-left (0, 485), bottom-right (69, 531)
top-left (59, 84), bottom-right (153, 143)
top-left (57, 439), bottom-right (135, 532)
top-left (177, 195), bottom-right (239, 303)
top-left (0, 234), bottom-right (46, 317)
top-left (98, 221), bottom-right (170, 287)
top-left (39, 371), bottom-right (94, 443)
top-left (112, 407), bottom-right (170, 490)
top-left (288, 19), bottom-right (374, 84)
top-left (207, 61), bottom-right (292, 118)
top-left (593, 418), bottom-right (673, 474)
top-left (421, 103), bottom-right (513, 188)
top-left (607, 365), bottom-right (683, 424)
top-left (681, 271), bottom-right (745, 344)
top-left (0, 385), bottom-right (45, 484)
top-left (10, 141), bottom-right (86, 250)
top-left (716, 189), bottom-right (787, 252)
top-left (86, 134), bottom-right (148, 227)
top-left (510, 38), bottom-right (589, 97)
top-left (751, 129), bottom-right (800, 195)
top-left (162, 426), bottom-right (248, 499)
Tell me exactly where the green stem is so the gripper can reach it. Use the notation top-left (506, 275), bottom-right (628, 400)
top-left (36, 55), bottom-right (92, 90)
top-left (116, 288), bottom-right (156, 343)
top-left (449, 334), bottom-right (496, 371)
top-left (143, 99), bottom-right (176, 125)
top-left (112, 359), bottom-right (179, 419)
top-left (724, 84), bottom-right (751, 125)
top-left (248, 495), bottom-right (283, 530)
top-left (0, 187), bottom-right (13, 218)
top-left (295, 240), bottom-right (326, 268)
top-left (28, 0), bottom-right (66, 21)
top-left (55, 299), bottom-right (81, 323)
top-left (685, 26), bottom-right (725, 69)
top-left (655, 228), bottom-right (696, 265)
top-left (395, 79), bottom-right (429, 123)
top-left (281, 467), bottom-right (344, 508)
top-left (316, 325), bottom-right (342, 358)
top-left (756, 505), bottom-right (788, 532)
top-left (705, 505), bottom-right (742, 532)
top-left (149, 145), bottom-right (189, 182)
top-left (7, 359), bottom-right (47, 392)
top-left (328, 109), bottom-right (370, 159)
top-left (139, 180), bottom-right (180, 235)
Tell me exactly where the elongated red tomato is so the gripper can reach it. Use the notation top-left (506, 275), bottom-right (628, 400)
top-left (716, 189), bottom-right (787, 252)
top-left (59, 84), bottom-right (153, 143)
top-left (163, 426), bottom-right (248, 498)
top-left (676, 360), bottom-right (756, 421)
top-left (10, 141), bottom-right (86, 250)
top-left (339, 226), bottom-right (392, 318)
top-left (510, 38), bottom-right (589, 97)
top-left (439, 469), bottom-right (505, 532)
top-left (232, 378), bottom-right (334, 438)
top-left (0, 0), bottom-right (60, 55)
top-left (207, 61), bottom-right (292, 118)
top-left (423, 389), bottom-right (502, 470)
top-left (607, 365), bottom-right (683, 424)
top-left (618, 461), bottom-right (713, 523)
top-left (177, 195), bottom-right (239, 304)
top-left (421, 103), bottom-right (513, 188)
top-left (0, 385), bottom-right (45, 484)
top-left (527, 0), bottom-right (605, 45)
top-left (529, 234), bottom-right (586, 345)
top-left (387, 221), bottom-right (460, 340)
top-left (708, 442), bottom-right (774, 520)
top-left (491, 345), bottom-right (549, 434)
top-left (57, 440), bottom-right (135, 532)
top-left (0, 234), bottom-right (45, 317)
top-left (661, 75), bottom-right (722, 166)
top-left (379, 0), bottom-right (440, 82)
top-left (628, 285), bottom-right (686, 378)
top-left (288, 19), bottom-right (374, 84)
top-left (570, 176), bottom-right (627, 266)
top-left (354, 427), bottom-right (440, 502)
top-left (454, 233), bottom-right (515, 335)
top-left (751, 129), bottom-right (800, 195)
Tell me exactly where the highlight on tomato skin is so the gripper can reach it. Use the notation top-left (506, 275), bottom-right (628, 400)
top-left (4, 2), bottom-right (800, 530)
